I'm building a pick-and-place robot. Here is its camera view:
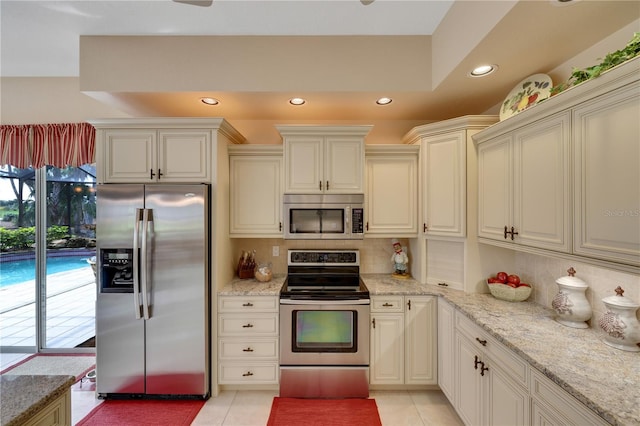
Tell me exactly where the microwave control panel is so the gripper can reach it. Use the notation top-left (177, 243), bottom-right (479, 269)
top-left (352, 208), bottom-right (364, 234)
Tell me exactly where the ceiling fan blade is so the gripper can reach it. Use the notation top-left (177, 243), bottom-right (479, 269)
top-left (173, 0), bottom-right (213, 6)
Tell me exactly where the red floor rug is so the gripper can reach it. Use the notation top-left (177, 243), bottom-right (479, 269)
top-left (76, 399), bottom-right (205, 426)
top-left (267, 397), bottom-right (383, 426)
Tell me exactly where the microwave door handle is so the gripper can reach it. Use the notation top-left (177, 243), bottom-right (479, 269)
top-left (345, 206), bottom-right (350, 234)
top-left (133, 209), bottom-right (143, 320)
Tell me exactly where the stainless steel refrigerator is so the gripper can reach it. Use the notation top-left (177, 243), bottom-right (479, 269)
top-left (95, 184), bottom-right (209, 398)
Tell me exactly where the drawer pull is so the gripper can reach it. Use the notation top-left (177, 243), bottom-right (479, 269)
top-left (476, 337), bottom-right (487, 346)
top-left (243, 347), bottom-right (254, 352)
top-left (242, 302), bottom-right (254, 307)
top-left (438, 282), bottom-right (449, 287)
top-left (242, 371), bottom-right (254, 377)
top-left (242, 323), bottom-right (254, 328)
top-left (474, 355), bottom-right (481, 370)
top-left (382, 303), bottom-right (393, 307)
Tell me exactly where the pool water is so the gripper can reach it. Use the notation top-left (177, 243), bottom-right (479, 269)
top-left (0, 257), bottom-right (93, 288)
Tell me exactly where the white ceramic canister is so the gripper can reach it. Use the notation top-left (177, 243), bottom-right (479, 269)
top-left (599, 286), bottom-right (640, 352)
top-left (551, 267), bottom-right (592, 329)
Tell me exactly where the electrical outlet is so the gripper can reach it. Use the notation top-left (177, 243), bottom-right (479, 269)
top-left (272, 246), bottom-right (280, 257)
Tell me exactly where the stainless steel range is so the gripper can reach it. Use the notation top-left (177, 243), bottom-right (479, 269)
top-left (279, 249), bottom-right (370, 398)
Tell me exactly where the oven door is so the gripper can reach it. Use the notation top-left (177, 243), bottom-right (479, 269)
top-left (279, 300), bottom-right (369, 366)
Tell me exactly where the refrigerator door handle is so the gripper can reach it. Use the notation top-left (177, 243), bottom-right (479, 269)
top-left (133, 208), bottom-right (143, 320)
top-left (141, 208), bottom-right (152, 320)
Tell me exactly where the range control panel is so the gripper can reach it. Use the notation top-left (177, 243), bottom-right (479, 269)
top-left (288, 250), bottom-right (359, 266)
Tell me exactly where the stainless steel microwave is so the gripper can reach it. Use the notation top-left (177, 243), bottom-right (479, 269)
top-left (283, 194), bottom-right (364, 240)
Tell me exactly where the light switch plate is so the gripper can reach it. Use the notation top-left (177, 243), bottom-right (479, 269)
top-left (272, 246), bottom-right (280, 257)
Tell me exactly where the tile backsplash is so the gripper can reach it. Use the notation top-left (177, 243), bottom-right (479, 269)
top-left (515, 252), bottom-right (640, 325)
top-left (230, 238), bottom-right (410, 275)
top-left (229, 238), bottom-right (640, 324)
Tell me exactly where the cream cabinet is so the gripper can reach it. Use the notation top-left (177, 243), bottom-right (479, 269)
top-left (22, 389), bottom-right (71, 426)
top-left (473, 56), bottom-right (639, 271)
top-left (92, 118), bottom-right (245, 184)
top-left (437, 298), bottom-right (455, 402)
top-left (277, 125), bottom-right (371, 194)
top-left (370, 295), bottom-right (437, 386)
top-left (454, 312), bottom-right (529, 426)
top-left (217, 295), bottom-right (279, 385)
top-left (572, 83), bottom-right (640, 266)
top-left (404, 116), bottom-right (498, 238)
top-left (364, 145), bottom-right (419, 237)
top-left (477, 112), bottom-right (571, 252)
top-left (229, 145), bottom-right (283, 238)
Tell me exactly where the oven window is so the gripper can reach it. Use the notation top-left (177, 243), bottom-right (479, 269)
top-left (293, 310), bottom-right (357, 352)
top-left (289, 209), bottom-right (344, 234)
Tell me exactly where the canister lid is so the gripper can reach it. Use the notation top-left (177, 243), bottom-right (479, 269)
top-left (556, 267), bottom-right (588, 288)
top-left (602, 286), bottom-right (640, 308)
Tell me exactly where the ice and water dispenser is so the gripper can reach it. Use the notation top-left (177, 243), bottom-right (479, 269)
top-left (100, 248), bottom-right (135, 293)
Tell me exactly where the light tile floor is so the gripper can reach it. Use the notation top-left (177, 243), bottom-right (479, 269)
top-left (72, 387), bottom-right (463, 426)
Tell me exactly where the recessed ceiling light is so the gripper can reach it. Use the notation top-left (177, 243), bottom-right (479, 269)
top-left (289, 97), bottom-right (306, 106)
top-left (376, 97), bottom-right (393, 105)
top-left (200, 97), bottom-right (219, 105)
top-left (469, 64), bottom-right (497, 77)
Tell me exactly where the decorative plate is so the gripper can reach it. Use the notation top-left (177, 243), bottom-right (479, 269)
top-left (500, 73), bottom-right (552, 121)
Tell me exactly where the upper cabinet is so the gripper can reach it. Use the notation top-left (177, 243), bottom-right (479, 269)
top-left (477, 111), bottom-right (571, 252)
top-left (404, 116), bottom-right (498, 238)
top-left (277, 125), bottom-right (371, 194)
top-left (473, 57), bottom-right (640, 271)
top-left (365, 145), bottom-right (419, 238)
top-left (229, 145), bottom-right (283, 238)
top-left (92, 118), bottom-right (245, 184)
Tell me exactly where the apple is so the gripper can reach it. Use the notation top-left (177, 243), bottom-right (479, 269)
top-left (507, 274), bottom-right (521, 286)
top-left (496, 271), bottom-right (508, 283)
top-left (506, 281), bottom-right (518, 288)
top-left (517, 282), bottom-right (531, 288)
top-left (488, 277), bottom-right (503, 283)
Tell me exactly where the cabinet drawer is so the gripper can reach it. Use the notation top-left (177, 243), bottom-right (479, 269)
top-left (218, 313), bottom-right (278, 336)
top-left (219, 338), bottom-right (278, 360)
top-left (530, 369), bottom-right (609, 426)
top-left (218, 363), bottom-right (279, 384)
top-left (455, 312), bottom-right (490, 348)
top-left (218, 296), bottom-right (278, 313)
top-left (485, 335), bottom-right (528, 388)
top-left (371, 296), bottom-right (404, 312)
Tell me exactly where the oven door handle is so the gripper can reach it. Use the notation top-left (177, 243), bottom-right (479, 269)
top-left (279, 299), bottom-right (370, 305)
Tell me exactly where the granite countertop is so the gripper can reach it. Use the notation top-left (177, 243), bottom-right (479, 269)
top-left (362, 274), bottom-right (639, 426)
top-left (218, 273), bottom-right (639, 425)
top-left (219, 274), bottom-right (286, 296)
top-left (0, 374), bottom-right (75, 426)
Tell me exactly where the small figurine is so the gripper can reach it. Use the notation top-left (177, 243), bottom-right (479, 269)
top-left (391, 239), bottom-right (409, 278)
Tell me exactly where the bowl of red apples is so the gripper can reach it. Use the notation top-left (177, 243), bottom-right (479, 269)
top-left (487, 271), bottom-right (532, 302)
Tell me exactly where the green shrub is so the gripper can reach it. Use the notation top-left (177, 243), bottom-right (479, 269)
top-left (0, 227), bottom-right (35, 251)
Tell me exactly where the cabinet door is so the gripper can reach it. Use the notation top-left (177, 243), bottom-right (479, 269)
top-left (370, 313), bottom-right (404, 385)
top-left (284, 137), bottom-right (324, 193)
top-left (230, 155), bottom-right (282, 237)
top-left (513, 113), bottom-right (570, 251)
top-left (405, 296), bottom-right (437, 384)
top-left (573, 85), bottom-right (640, 266)
top-left (103, 129), bottom-right (157, 182)
top-left (365, 154), bottom-right (418, 236)
top-left (478, 135), bottom-right (512, 241)
top-left (454, 332), bottom-right (483, 425)
top-left (437, 299), bottom-right (455, 401)
top-left (423, 131), bottom-right (466, 237)
top-left (324, 137), bottom-right (364, 193)
top-left (485, 363), bottom-right (529, 426)
top-left (158, 130), bottom-right (211, 182)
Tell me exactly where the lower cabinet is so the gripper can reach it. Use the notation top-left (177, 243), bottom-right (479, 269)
top-left (370, 295), bottom-right (437, 386)
top-left (217, 295), bottom-right (279, 385)
top-left (23, 389), bottom-right (71, 426)
top-left (443, 306), bottom-right (609, 426)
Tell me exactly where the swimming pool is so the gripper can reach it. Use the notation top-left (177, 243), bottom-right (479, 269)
top-left (0, 256), bottom-right (93, 288)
